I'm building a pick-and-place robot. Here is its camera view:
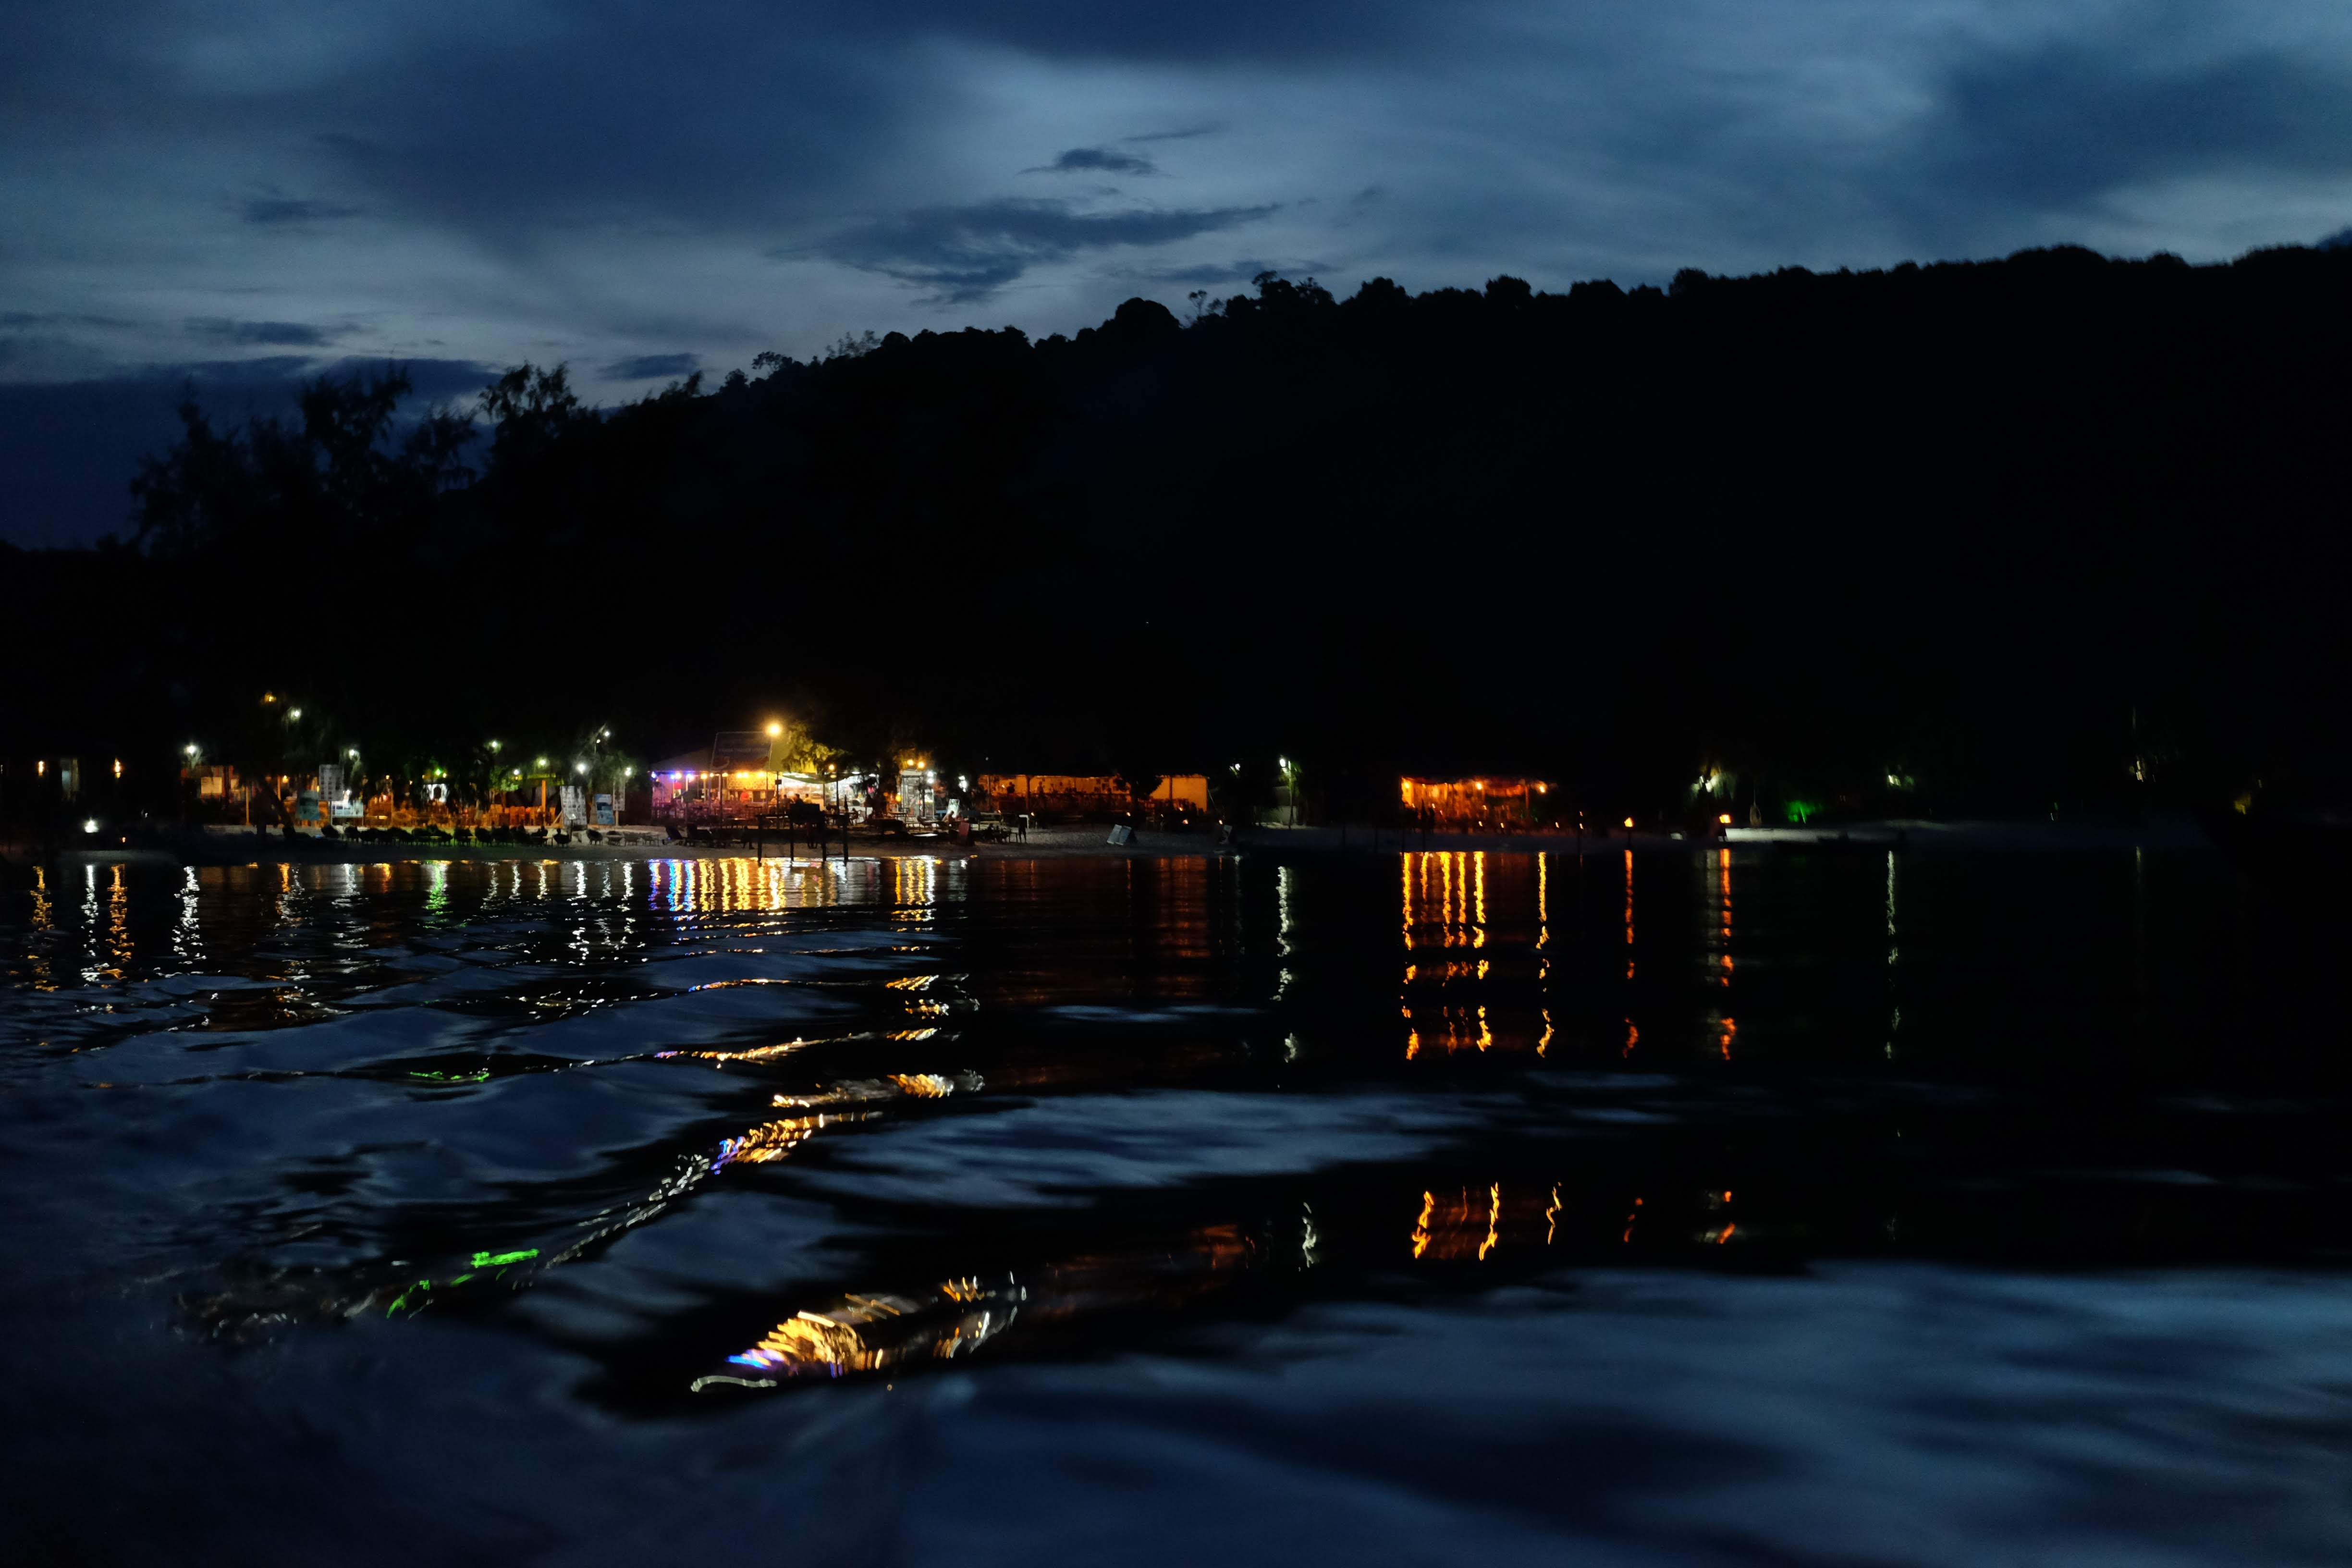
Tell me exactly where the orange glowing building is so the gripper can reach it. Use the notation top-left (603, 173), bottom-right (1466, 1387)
top-left (1399, 776), bottom-right (1552, 827)
top-left (651, 731), bottom-right (830, 821)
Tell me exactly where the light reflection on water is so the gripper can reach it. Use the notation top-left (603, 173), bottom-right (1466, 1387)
top-left (3, 847), bottom-right (2352, 1563)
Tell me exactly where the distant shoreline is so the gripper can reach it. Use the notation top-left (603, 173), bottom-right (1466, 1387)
top-left (4, 815), bottom-right (2220, 870)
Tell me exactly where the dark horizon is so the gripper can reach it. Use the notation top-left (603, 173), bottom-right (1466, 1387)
top-left (7, 231), bottom-right (2352, 552)
top-left (9, 241), bottom-right (2351, 828)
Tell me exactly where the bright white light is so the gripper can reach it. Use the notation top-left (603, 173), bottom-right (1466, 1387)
top-left (574, 761), bottom-right (587, 773)
top-left (82, 819), bottom-right (98, 834)
top-left (348, 748), bottom-right (359, 759)
top-left (623, 766), bottom-right (634, 779)
top-left (289, 708), bottom-right (302, 720)
top-left (183, 743), bottom-right (198, 757)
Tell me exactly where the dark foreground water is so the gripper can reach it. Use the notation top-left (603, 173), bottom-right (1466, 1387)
top-left (4, 847), bottom-right (2352, 1564)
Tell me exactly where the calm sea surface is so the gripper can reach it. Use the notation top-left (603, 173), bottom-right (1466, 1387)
top-left (4, 848), bottom-right (2351, 1564)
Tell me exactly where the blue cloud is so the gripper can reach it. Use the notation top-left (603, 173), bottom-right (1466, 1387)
top-left (1028, 147), bottom-right (1158, 176)
top-left (1133, 258), bottom-right (1278, 285)
top-left (1124, 124), bottom-right (1223, 143)
top-left (242, 196), bottom-right (362, 224)
top-left (805, 198), bottom-right (1281, 301)
top-left (600, 352), bottom-right (700, 380)
top-left (0, 356), bottom-right (494, 546)
top-left (185, 318), bottom-right (344, 347)
top-left (1892, 46), bottom-right (2352, 245)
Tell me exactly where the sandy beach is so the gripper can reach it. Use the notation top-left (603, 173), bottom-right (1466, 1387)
top-left (3, 813), bottom-right (2220, 870)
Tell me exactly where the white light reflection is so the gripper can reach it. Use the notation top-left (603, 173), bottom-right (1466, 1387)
top-left (1276, 864), bottom-right (1296, 999)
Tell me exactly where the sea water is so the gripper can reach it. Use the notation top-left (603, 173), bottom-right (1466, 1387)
top-left (3, 848), bottom-right (2349, 1564)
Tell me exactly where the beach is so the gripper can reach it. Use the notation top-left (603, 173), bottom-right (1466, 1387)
top-left (3, 813), bottom-right (2220, 871)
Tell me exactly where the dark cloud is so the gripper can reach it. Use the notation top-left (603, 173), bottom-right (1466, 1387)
top-left (242, 196), bottom-right (363, 225)
top-left (1134, 258), bottom-right (1278, 285)
top-left (1, 311), bottom-right (131, 329)
top-left (804, 198), bottom-right (1281, 301)
top-left (3, 2), bottom-right (1438, 257)
top-left (292, 21), bottom-right (926, 237)
top-left (185, 318), bottom-right (346, 348)
top-left (1895, 47), bottom-right (2352, 243)
top-left (317, 356), bottom-right (499, 404)
top-left (9, 0), bottom-right (2352, 551)
top-left (1124, 124), bottom-right (1223, 143)
top-left (601, 352), bottom-right (700, 380)
top-left (0, 355), bottom-right (494, 546)
top-left (1027, 147), bottom-right (1159, 176)
top-left (0, 379), bottom-right (189, 546)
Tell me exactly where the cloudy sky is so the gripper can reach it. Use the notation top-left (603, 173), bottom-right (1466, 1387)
top-left (6, 0), bottom-right (2352, 543)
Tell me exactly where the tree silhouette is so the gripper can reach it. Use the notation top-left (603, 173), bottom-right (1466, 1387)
top-left (13, 243), bottom-right (2352, 829)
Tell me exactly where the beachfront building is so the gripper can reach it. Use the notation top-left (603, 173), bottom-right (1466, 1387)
top-left (650, 730), bottom-right (834, 823)
top-left (1400, 775), bottom-right (1554, 828)
top-left (977, 773), bottom-right (1210, 819)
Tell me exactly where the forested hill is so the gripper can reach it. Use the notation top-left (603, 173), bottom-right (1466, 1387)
top-left (11, 242), bottom-right (2352, 817)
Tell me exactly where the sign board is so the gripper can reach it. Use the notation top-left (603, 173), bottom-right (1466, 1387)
top-left (593, 793), bottom-right (615, 826)
top-left (560, 784), bottom-right (587, 826)
top-left (318, 763), bottom-right (344, 801)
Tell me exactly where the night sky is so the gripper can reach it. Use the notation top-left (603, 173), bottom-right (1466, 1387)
top-left (6, 0), bottom-right (2351, 545)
